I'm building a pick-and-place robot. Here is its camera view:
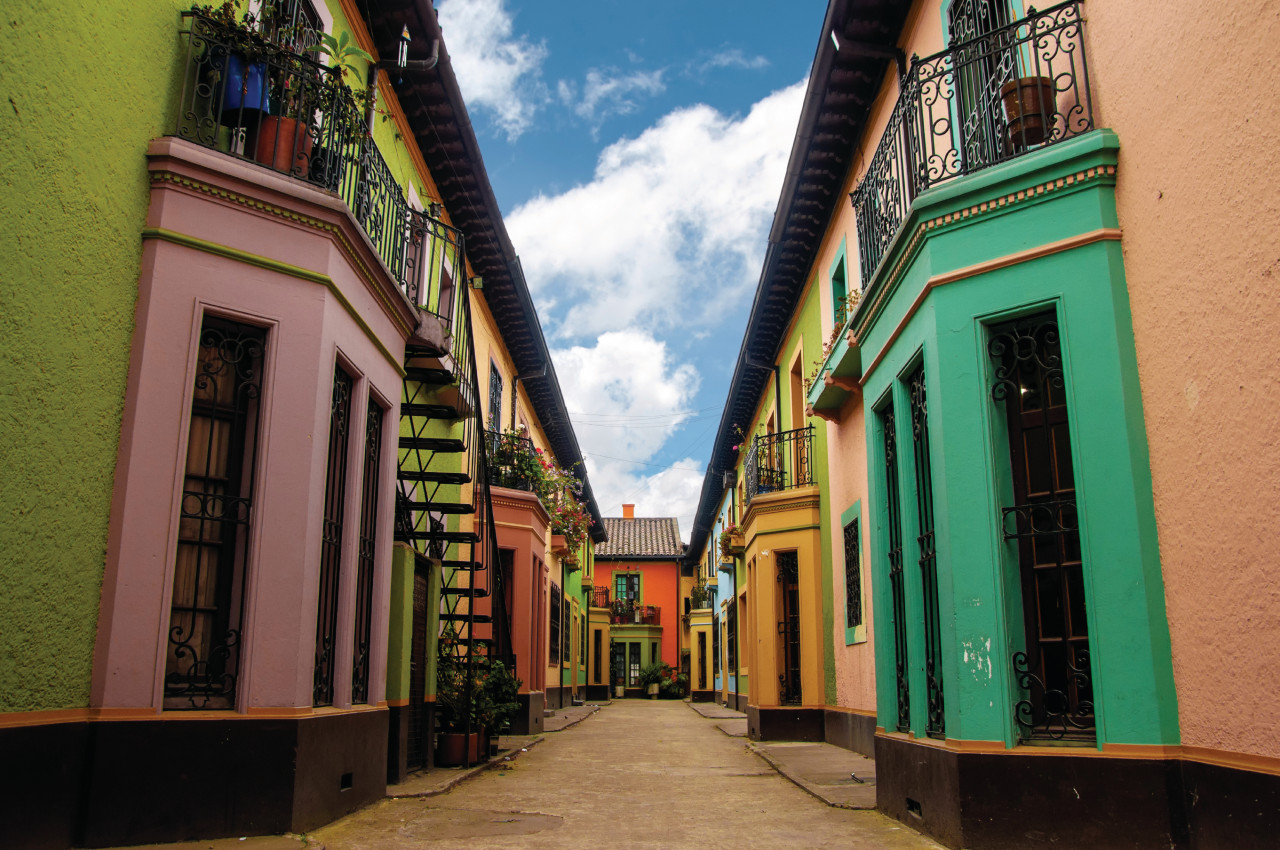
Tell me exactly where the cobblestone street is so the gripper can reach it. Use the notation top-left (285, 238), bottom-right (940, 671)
top-left (311, 701), bottom-right (942, 850)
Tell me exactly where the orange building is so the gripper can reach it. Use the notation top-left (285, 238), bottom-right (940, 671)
top-left (591, 506), bottom-right (684, 697)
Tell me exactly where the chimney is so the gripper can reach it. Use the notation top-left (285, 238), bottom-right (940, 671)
top-left (622, 503), bottom-right (635, 519)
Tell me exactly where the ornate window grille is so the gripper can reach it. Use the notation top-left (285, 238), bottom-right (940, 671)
top-left (488, 365), bottom-right (503, 432)
top-left (908, 365), bottom-right (945, 739)
top-left (776, 551), bottom-right (802, 705)
top-left (880, 403), bottom-right (910, 733)
top-left (314, 366), bottom-right (352, 706)
top-left (989, 312), bottom-right (1094, 742)
top-left (351, 401), bottom-right (383, 704)
top-left (712, 614), bottom-right (721, 677)
top-left (164, 318), bottom-right (266, 710)
top-left (844, 518), bottom-right (863, 629)
top-left (726, 601), bottom-right (738, 674)
top-left (549, 584), bottom-right (562, 666)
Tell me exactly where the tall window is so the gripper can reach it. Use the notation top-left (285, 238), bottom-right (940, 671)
top-left (831, 256), bottom-right (849, 324)
top-left (165, 318), bottom-right (265, 710)
top-left (614, 572), bottom-right (639, 602)
top-left (314, 366), bottom-right (352, 706)
top-left (726, 600), bottom-right (738, 673)
top-left (989, 312), bottom-right (1093, 742)
top-left (908, 364), bottom-right (945, 739)
top-left (697, 632), bottom-right (707, 690)
top-left (549, 584), bottom-right (562, 666)
top-left (593, 629), bottom-right (602, 683)
top-left (880, 402), bottom-right (910, 733)
top-left (776, 551), bottom-right (801, 705)
top-left (351, 401), bottom-right (382, 704)
top-left (844, 517), bottom-right (863, 629)
top-left (488, 364), bottom-right (503, 432)
top-left (712, 614), bottom-right (720, 676)
top-left (948, 0), bottom-right (1015, 171)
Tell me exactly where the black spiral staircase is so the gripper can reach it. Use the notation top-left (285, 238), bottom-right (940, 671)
top-left (394, 214), bottom-right (510, 768)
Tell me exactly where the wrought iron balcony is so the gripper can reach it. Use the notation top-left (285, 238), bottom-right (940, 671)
top-left (610, 602), bottom-right (661, 626)
top-left (484, 429), bottom-right (540, 491)
top-left (850, 1), bottom-right (1093, 288)
top-left (174, 11), bottom-right (461, 322)
top-left (745, 426), bottom-right (815, 504)
top-left (591, 586), bottom-right (611, 609)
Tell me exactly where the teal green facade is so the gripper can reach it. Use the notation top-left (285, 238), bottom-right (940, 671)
top-left (831, 131), bottom-right (1178, 747)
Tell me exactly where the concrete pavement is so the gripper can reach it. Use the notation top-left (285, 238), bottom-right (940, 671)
top-left (311, 699), bottom-right (941, 849)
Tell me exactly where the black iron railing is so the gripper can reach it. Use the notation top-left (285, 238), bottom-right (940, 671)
top-left (745, 426), bottom-right (814, 504)
top-left (485, 430), bottom-right (540, 491)
top-left (175, 11), bottom-right (462, 323)
top-left (591, 586), bottom-right (611, 609)
top-left (610, 602), bottom-right (661, 626)
top-left (850, 1), bottom-right (1093, 287)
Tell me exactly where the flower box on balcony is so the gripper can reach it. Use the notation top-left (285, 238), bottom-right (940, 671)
top-left (550, 534), bottom-right (570, 556)
top-left (727, 532), bottom-right (745, 555)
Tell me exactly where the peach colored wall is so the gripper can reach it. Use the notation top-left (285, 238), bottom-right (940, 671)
top-left (491, 488), bottom-right (550, 694)
top-left (1082, 2), bottom-right (1280, 759)
top-left (93, 139), bottom-right (411, 711)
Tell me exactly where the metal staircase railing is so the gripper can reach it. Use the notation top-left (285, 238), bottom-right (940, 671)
top-left (394, 214), bottom-right (510, 768)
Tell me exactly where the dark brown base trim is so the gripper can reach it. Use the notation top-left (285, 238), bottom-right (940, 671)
top-left (690, 690), bottom-right (716, 703)
top-left (85, 711), bottom-right (386, 847)
top-left (512, 692), bottom-right (545, 735)
top-left (876, 735), bottom-right (1280, 849)
top-left (386, 704), bottom-right (409, 785)
top-left (0, 720), bottom-right (90, 850)
top-left (823, 709), bottom-right (876, 757)
top-left (747, 706), bottom-right (824, 742)
top-left (584, 684), bottom-right (611, 702)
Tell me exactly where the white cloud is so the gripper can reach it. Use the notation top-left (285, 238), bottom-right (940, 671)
top-left (436, 0), bottom-right (548, 140)
top-left (559, 68), bottom-right (666, 131)
top-left (508, 79), bottom-right (807, 340)
top-left (693, 49), bottom-right (770, 74)
top-left (550, 331), bottom-right (704, 538)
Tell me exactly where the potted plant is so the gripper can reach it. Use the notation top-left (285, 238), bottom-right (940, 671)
top-left (434, 628), bottom-right (520, 766)
top-left (1001, 76), bottom-right (1056, 152)
top-left (614, 676), bottom-right (625, 699)
top-left (639, 662), bottom-right (667, 699)
top-left (719, 523), bottom-right (743, 559)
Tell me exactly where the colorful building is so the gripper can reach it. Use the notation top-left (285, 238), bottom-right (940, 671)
top-left (0, 1), bottom-right (600, 846)
top-left (592, 507), bottom-right (684, 697)
top-left (795, 0), bottom-right (1280, 847)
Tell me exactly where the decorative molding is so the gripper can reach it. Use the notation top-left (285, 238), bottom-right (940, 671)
top-left (141, 225), bottom-right (407, 377)
top-left (858, 227), bottom-right (1123, 386)
top-left (147, 169), bottom-right (416, 340)
top-left (853, 164), bottom-right (1118, 345)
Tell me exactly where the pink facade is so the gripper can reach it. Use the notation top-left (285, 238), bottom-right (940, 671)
top-left (94, 137), bottom-right (412, 715)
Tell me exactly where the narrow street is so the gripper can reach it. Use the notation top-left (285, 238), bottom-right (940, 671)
top-left (312, 701), bottom-right (942, 850)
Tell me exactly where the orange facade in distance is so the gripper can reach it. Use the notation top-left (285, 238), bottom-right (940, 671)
top-left (593, 559), bottom-right (681, 670)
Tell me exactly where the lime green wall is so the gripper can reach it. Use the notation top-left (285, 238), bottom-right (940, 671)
top-left (0, 0), bottom-right (195, 712)
top-left (863, 131), bottom-right (1177, 746)
top-left (0, 1), bottom-right (452, 714)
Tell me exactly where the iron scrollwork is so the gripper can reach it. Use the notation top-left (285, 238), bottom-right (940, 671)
top-left (1012, 649), bottom-right (1094, 740)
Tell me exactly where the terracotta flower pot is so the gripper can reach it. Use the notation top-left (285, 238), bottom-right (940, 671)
top-left (550, 533), bottom-right (569, 555)
top-left (435, 730), bottom-right (485, 766)
top-left (254, 115), bottom-right (313, 177)
top-left (1001, 76), bottom-right (1056, 152)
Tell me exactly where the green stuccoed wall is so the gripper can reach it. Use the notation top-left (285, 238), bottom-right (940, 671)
top-left (0, 0), bottom-right (191, 712)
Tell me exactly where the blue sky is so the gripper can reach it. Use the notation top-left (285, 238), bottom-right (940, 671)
top-left (436, 0), bottom-right (828, 538)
